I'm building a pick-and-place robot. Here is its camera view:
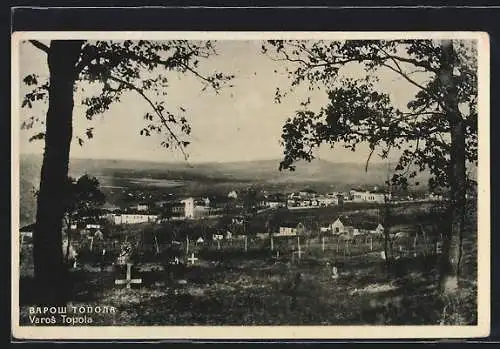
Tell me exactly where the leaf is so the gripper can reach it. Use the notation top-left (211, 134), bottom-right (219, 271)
top-left (21, 99), bottom-right (32, 109)
top-left (86, 128), bottom-right (94, 139)
top-left (29, 132), bottom-right (45, 142)
top-left (23, 74), bottom-right (38, 86)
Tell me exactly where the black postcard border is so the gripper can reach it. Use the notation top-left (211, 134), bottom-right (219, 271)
top-left (6, 3), bottom-right (500, 344)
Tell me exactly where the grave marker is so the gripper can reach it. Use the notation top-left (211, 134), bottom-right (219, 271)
top-left (272, 250), bottom-right (280, 263)
top-left (115, 263), bottom-right (142, 289)
top-left (154, 234), bottom-right (160, 254)
top-left (292, 248), bottom-right (304, 263)
top-left (188, 253), bottom-right (198, 265)
top-left (436, 241), bottom-right (442, 254)
top-left (322, 236), bottom-right (325, 252)
top-left (332, 266), bottom-right (339, 280)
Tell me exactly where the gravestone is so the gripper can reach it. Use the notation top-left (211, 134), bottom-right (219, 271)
top-left (436, 241), bottom-right (443, 254)
top-left (332, 266), bottom-right (339, 280)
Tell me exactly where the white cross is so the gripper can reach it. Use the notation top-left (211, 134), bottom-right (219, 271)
top-left (115, 263), bottom-right (142, 289)
top-left (188, 253), bottom-right (198, 265)
top-left (294, 249), bottom-right (304, 259)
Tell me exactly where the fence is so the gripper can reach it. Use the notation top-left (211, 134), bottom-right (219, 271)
top-left (20, 231), bottom-right (442, 267)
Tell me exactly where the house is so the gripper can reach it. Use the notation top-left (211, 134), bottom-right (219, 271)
top-left (287, 199), bottom-right (297, 207)
top-left (277, 222), bottom-right (308, 237)
top-left (320, 225), bottom-right (330, 233)
top-left (357, 222), bottom-right (385, 235)
top-left (350, 188), bottom-right (391, 203)
top-left (317, 197), bottom-right (336, 206)
top-left (109, 213), bottom-right (158, 225)
top-left (131, 203), bottom-right (149, 211)
top-left (299, 200), bottom-right (311, 207)
top-left (181, 197), bottom-right (195, 218)
top-left (330, 216), bottom-right (359, 237)
top-left (267, 201), bottom-right (284, 209)
top-left (213, 234), bottom-right (224, 241)
top-left (178, 197), bottom-right (220, 219)
top-left (162, 201), bottom-right (186, 219)
top-left (278, 223), bottom-right (298, 236)
top-left (329, 216), bottom-right (384, 237)
top-left (427, 192), bottom-right (444, 201)
top-left (228, 190), bottom-right (238, 199)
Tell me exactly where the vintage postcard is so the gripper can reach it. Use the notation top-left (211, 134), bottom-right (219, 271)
top-left (11, 31), bottom-right (490, 340)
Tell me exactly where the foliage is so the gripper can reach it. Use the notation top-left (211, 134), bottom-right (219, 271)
top-left (63, 174), bottom-right (106, 223)
top-left (241, 186), bottom-right (263, 215)
top-left (263, 40), bottom-right (477, 189)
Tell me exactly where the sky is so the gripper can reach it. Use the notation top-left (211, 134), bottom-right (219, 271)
top-left (17, 39), bottom-right (427, 165)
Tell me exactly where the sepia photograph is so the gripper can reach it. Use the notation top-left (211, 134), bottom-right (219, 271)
top-left (11, 31), bottom-right (489, 339)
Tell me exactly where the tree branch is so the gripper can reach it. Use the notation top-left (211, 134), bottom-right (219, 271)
top-left (107, 75), bottom-right (190, 161)
top-left (365, 147), bottom-right (375, 173)
top-left (29, 40), bottom-right (49, 54)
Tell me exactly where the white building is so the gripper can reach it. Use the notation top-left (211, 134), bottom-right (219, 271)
top-left (110, 213), bottom-right (158, 225)
top-left (330, 218), bottom-right (359, 236)
top-left (329, 216), bottom-right (384, 237)
top-left (132, 203), bottom-right (149, 211)
top-left (267, 201), bottom-right (284, 209)
top-left (350, 189), bottom-right (390, 203)
top-left (278, 226), bottom-right (297, 236)
top-left (228, 190), bottom-right (238, 199)
top-left (181, 197), bottom-right (195, 218)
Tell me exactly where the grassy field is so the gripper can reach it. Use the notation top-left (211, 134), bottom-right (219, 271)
top-left (18, 228), bottom-right (477, 326)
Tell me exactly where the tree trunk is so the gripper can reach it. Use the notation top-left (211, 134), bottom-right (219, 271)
top-left (438, 40), bottom-right (466, 294)
top-left (33, 40), bottom-right (83, 305)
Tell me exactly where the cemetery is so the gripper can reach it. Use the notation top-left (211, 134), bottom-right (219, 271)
top-left (19, 212), bottom-right (478, 326)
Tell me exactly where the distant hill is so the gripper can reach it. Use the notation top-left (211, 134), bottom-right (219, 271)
top-left (19, 154), bottom-right (434, 225)
top-left (20, 154), bottom-right (431, 185)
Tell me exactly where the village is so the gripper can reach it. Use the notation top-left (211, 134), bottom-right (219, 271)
top-left (20, 185), bottom-right (446, 244)
top-left (19, 182), bottom-right (452, 273)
